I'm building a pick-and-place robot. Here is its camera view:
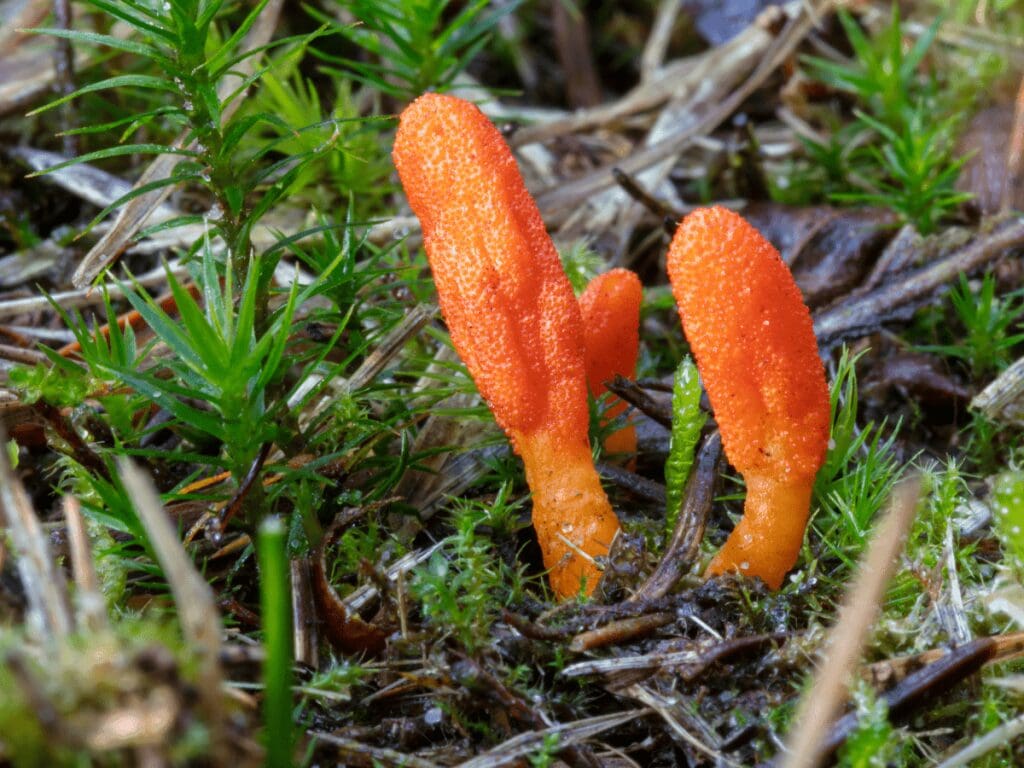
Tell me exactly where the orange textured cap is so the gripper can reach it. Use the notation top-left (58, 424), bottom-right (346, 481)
top-left (393, 93), bottom-right (589, 442)
top-left (666, 206), bottom-right (829, 481)
top-left (578, 268), bottom-right (642, 403)
top-left (579, 269), bottom-right (642, 458)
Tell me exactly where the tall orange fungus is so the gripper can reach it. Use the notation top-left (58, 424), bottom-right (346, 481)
top-left (666, 206), bottom-right (830, 589)
top-left (393, 93), bottom-right (620, 598)
top-left (578, 269), bottom-right (642, 460)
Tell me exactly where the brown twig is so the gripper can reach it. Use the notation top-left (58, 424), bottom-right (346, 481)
top-left (455, 710), bottom-right (647, 768)
top-left (311, 732), bottom-right (442, 768)
top-left (630, 432), bottom-right (723, 602)
top-left (34, 401), bottom-right (108, 479)
top-left (596, 461), bottom-right (667, 504)
top-left (611, 166), bottom-right (682, 223)
top-left (569, 612), bottom-right (675, 652)
top-left (0, 342), bottom-right (49, 365)
top-left (562, 632), bottom-right (789, 685)
top-left (605, 374), bottom-right (673, 428)
top-left (218, 441), bottom-right (272, 530)
top-left (820, 638), bottom-right (998, 760)
top-left (860, 630), bottom-right (1024, 689)
top-left (452, 655), bottom-right (601, 768)
top-left (311, 510), bottom-right (388, 656)
top-left (290, 557), bottom-right (319, 668)
top-left (814, 216), bottom-right (1024, 346)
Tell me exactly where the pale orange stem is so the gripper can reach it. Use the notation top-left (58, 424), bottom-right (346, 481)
top-left (516, 430), bottom-right (620, 597)
top-left (705, 473), bottom-right (814, 589)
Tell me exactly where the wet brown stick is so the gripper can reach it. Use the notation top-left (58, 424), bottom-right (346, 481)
top-left (862, 630), bottom-right (1024, 689)
top-left (813, 216), bottom-right (1024, 346)
top-left (630, 432), bottom-right (723, 601)
top-left (569, 611), bottom-right (675, 652)
top-left (506, 594), bottom-right (691, 642)
top-left (218, 441), bottom-right (272, 530)
top-left (597, 461), bottom-right (667, 505)
top-left (612, 166), bottom-right (683, 224)
top-left (290, 557), bottom-right (318, 668)
top-left (501, 609), bottom-right (572, 641)
top-left (34, 401), bottom-right (109, 480)
top-left (452, 656), bottom-right (602, 768)
top-left (311, 509), bottom-right (387, 656)
top-left (606, 374), bottom-right (673, 428)
top-left (819, 637), bottom-right (998, 761)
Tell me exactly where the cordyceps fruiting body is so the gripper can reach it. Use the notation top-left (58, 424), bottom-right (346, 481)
top-left (666, 206), bottom-right (830, 589)
top-left (578, 269), bottom-right (643, 461)
top-left (393, 93), bottom-right (621, 599)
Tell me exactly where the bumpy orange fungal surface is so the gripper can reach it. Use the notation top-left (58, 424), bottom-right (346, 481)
top-left (393, 93), bottom-right (620, 598)
top-left (666, 206), bottom-right (830, 589)
top-left (578, 269), bottom-right (642, 459)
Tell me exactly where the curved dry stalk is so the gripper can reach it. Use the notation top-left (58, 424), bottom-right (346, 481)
top-left (780, 476), bottom-right (921, 768)
top-left (0, 428), bottom-right (72, 639)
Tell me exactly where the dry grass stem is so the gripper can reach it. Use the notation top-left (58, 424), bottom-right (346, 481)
top-left (62, 494), bottom-right (109, 633)
top-left (455, 709), bottom-right (648, 768)
top-left (117, 458), bottom-right (225, 758)
top-left (0, 428), bottom-right (73, 639)
top-left (934, 712), bottom-right (1024, 768)
top-left (971, 353), bottom-right (1024, 423)
top-left (781, 476), bottom-right (922, 768)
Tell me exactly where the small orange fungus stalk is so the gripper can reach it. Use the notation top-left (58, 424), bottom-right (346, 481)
top-left (578, 269), bottom-right (642, 460)
top-left (393, 93), bottom-right (620, 598)
top-left (666, 206), bottom-right (830, 589)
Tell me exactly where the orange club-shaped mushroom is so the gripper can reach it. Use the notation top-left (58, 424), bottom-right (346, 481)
top-left (578, 269), bottom-right (643, 461)
top-left (393, 93), bottom-right (621, 598)
top-left (666, 206), bottom-right (830, 589)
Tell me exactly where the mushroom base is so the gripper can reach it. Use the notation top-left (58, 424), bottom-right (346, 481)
top-left (705, 472), bottom-right (814, 590)
top-left (516, 431), bottom-right (621, 599)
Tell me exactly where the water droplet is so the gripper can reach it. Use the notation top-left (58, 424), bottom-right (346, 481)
top-left (424, 707), bottom-right (443, 726)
